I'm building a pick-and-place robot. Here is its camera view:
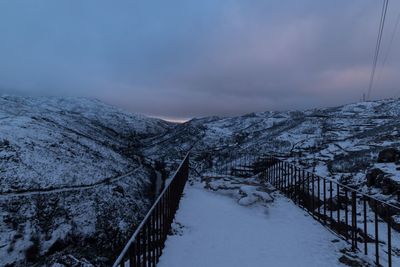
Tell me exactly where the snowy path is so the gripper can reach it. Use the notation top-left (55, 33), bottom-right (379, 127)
top-left (158, 185), bottom-right (346, 267)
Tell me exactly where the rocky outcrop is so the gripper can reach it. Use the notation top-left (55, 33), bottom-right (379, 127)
top-left (377, 148), bottom-right (400, 163)
top-left (366, 168), bottom-right (385, 187)
top-left (238, 185), bottom-right (273, 206)
top-left (365, 168), bottom-right (400, 195)
top-left (381, 177), bottom-right (400, 195)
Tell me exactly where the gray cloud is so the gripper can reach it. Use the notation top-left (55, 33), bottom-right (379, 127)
top-left (1, 0), bottom-right (400, 120)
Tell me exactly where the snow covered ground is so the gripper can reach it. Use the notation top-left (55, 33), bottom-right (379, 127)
top-left (158, 184), bottom-right (349, 267)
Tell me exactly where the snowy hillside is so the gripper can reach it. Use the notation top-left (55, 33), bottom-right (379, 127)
top-left (0, 96), bottom-right (171, 193)
top-left (142, 98), bottom-right (400, 266)
top-left (144, 98), bottom-right (400, 206)
top-left (2, 96), bottom-right (400, 266)
top-left (0, 96), bottom-right (172, 266)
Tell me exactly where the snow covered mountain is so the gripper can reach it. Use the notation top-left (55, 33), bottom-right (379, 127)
top-left (144, 98), bottom-right (400, 206)
top-left (2, 96), bottom-right (400, 266)
top-left (142, 98), bottom-right (400, 262)
top-left (0, 96), bottom-right (171, 193)
top-left (0, 96), bottom-right (172, 266)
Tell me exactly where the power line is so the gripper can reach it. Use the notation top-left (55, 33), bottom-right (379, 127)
top-left (367, 0), bottom-right (389, 100)
top-left (374, 11), bottom-right (400, 90)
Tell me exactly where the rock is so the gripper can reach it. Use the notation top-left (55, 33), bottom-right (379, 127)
top-left (368, 199), bottom-right (400, 222)
top-left (381, 177), bottom-right (399, 195)
top-left (46, 239), bottom-right (66, 255)
top-left (238, 185), bottom-right (273, 206)
top-left (365, 168), bottom-right (400, 195)
top-left (392, 215), bottom-right (400, 232)
top-left (368, 200), bottom-right (400, 234)
top-left (366, 168), bottom-right (385, 187)
top-left (238, 196), bottom-right (257, 206)
top-left (377, 148), bottom-right (400, 163)
top-left (338, 255), bottom-right (364, 267)
top-left (112, 185), bottom-right (125, 196)
top-left (55, 255), bottom-right (94, 267)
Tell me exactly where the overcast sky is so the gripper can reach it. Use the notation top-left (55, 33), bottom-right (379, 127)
top-left (1, 1), bottom-right (400, 120)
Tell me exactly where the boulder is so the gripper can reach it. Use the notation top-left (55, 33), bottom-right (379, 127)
top-left (381, 177), bottom-right (400, 195)
top-left (338, 255), bottom-right (364, 267)
top-left (377, 148), bottom-right (400, 163)
top-left (368, 199), bottom-right (400, 223)
top-left (365, 168), bottom-right (400, 195)
top-left (366, 168), bottom-right (385, 187)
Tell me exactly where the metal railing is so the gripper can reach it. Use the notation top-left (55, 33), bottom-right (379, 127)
top-left (192, 151), bottom-right (274, 178)
top-left (113, 151), bottom-right (399, 266)
top-left (264, 156), bottom-right (400, 267)
top-left (113, 153), bottom-right (190, 267)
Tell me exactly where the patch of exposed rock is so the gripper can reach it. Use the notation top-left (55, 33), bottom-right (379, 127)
top-left (377, 148), bottom-right (400, 163)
